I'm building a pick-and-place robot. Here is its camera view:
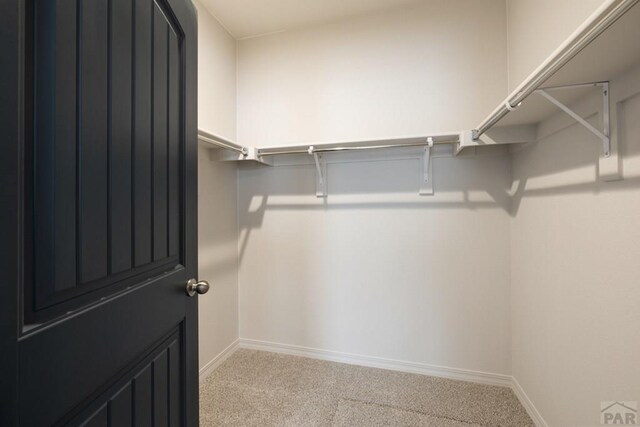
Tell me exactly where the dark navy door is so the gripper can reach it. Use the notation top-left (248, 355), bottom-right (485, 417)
top-left (0, 0), bottom-right (199, 425)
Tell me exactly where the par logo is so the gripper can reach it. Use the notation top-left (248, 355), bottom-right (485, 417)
top-left (601, 401), bottom-right (638, 425)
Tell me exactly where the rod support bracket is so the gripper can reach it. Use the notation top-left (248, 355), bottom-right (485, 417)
top-left (536, 82), bottom-right (611, 158)
top-left (419, 138), bottom-right (434, 196)
top-left (309, 146), bottom-right (327, 198)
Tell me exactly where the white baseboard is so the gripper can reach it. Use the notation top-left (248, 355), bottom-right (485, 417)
top-left (199, 338), bottom-right (240, 382)
top-left (238, 338), bottom-right (512, 388)
top-left (511, 376), bottom-right (549, 427)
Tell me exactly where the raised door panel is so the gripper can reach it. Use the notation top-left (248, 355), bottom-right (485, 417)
top-left (29, 0), bottom-right (184, 322)
top-left (61, 330), bottom-right (184, 427)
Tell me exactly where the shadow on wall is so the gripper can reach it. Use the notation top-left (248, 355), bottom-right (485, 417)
top-left (235, 147), bottom-right (513, 264)
top-left (511, 78), bottom-right (640, 215)
top-left (232, 79), bottom-right (640, 264)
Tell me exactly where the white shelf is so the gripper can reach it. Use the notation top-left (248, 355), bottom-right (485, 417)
top-left (487, 0), bottom-right (640, 130)
top-left (201, 0), bottom-right (640, 169)
top-left (255, 132), bottom-right (462, 156)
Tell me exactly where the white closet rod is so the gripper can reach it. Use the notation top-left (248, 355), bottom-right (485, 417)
top-left (473, 0), bottom-right (639, 140)
top-left (257, 137), bottom-right (459, 157)
top-left (198, 130), bottom-right (249, 156)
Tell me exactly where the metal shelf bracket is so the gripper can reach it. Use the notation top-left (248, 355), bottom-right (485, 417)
top-left (536, 82), bottom-right (611, 157)
top-left (419, 137), bottom-right (434, 196)
top-left (309, 146), bottom-right (327, 198)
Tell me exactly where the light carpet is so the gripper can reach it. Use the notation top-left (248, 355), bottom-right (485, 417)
top-left (200, 349), bottom-right (533, 426)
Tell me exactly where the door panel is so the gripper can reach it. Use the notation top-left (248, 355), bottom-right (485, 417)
top-left (0, 0), bottom-right (199, 425)
top-left (110, 0), bottom-right (134, 276)
top-left (168, 30), bottom-right (181, 260)
top-left (18, 280), bottom-right (187, 426)
top-left (60, 327), bottom-right (183, 427)
top-left (133, 0), bottom-right (154, 269)
top-left (80, 0), bottom-right (110, 285)
top-left (30, 0), bottom-right (186, 322)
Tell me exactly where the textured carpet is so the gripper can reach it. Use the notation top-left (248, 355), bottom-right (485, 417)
top-left (200, 349), bottom-right (534, 426)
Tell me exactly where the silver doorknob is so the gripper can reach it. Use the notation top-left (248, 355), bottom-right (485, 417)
top-left (186, 279), bottom-right (210, 296)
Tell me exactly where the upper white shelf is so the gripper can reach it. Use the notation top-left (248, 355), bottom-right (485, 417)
top-left (255, 133), bottom-right (461, 157)
top-left (201, 0), bottom-right (640, 164)
top-left (478, 0), bottom-right (640, 132)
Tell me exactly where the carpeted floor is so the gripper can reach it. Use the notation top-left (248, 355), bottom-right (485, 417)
top-left (200, 349), bottom-right (534, 427)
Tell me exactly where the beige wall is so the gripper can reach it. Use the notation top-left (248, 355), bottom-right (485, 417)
top-left (237, 0), bottom-right (508, 147)
top-left (510, 62), bottom-right (640, 427)
top-left (193, 0), bottom-right (239, 372)
top-left (236, 0), bottom-right (513, 375)
top-left (195, 0), bottom-right (237, 139)
top-left (506, 2), bottom-right (640, 426)
top-left (238, 151), bottom-right (514, 374)
top-left (506, 0), bottom-right (605, 91)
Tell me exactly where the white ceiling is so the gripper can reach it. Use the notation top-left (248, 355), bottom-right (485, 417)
top-left (199, 0), bottom-right (423, 39)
